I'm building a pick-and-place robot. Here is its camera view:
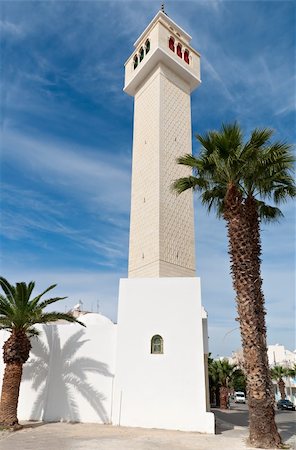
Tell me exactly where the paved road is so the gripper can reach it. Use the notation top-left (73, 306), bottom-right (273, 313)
top-left (214, 402), bottom-right (296, 444)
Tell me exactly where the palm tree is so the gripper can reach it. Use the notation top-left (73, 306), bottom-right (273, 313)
top-left (270, 365), bottom-right (289, 400)
top-left (173, 122), bottom-right (295, 448)
top-left (0, 277), bottom-right (85, 428)
top-left (208, 355), bottom-right (220, 406)
top-left (208, 358), bottom-right (240, 408)
top-left (216, 359), bottom-right (237, 409)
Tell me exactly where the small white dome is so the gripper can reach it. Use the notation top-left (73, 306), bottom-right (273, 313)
top-left (79, 312), bottom-right (115, 327)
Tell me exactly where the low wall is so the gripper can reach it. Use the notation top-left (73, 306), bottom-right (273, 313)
top-left (0, 314), bottom-right (117, 423)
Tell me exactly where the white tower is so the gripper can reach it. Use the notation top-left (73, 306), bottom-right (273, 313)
top-left (126, 10), bottom-right (200, 278)
top-left (113, 10), bottom-right (214, 434)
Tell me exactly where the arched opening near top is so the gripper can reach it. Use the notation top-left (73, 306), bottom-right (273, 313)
top-left (177, 43), bottom-right (182, 58)
top-left (139, 47), bottom-right (144, 62)
top-left (145, 39), bottom-right (150, 54)
top-left (151, 335), bottom-right (163, 354)
top-left (133, 55), bottom-right (138, 70)
top-left (184, 49), bottom-right (189, 64)
top-left (169, 36), bottom-right (175, 52)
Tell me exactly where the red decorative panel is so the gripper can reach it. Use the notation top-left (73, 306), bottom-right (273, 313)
top-left (177, 44), bottom-right (182, 58)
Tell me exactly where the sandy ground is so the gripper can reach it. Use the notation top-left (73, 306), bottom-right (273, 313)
top-left (0, 420), bottom-right (282, 450)
top-left (0, 413), bottom-right (294, 450)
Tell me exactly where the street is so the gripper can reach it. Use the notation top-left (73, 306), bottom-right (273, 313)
top-left (214, 402), bottom-right (296, 444)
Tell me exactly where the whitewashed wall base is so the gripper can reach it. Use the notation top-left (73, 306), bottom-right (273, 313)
top-left (112, 277), bottom-right (215, 433)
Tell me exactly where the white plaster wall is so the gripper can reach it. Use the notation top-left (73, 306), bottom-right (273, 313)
top-left (112, 277), bottom-right (215, 433)
top-left (0, 314), bottom-right (116, 423)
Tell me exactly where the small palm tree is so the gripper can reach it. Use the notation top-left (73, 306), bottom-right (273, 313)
top-left (0, 277), bottom-right (85, 428)
top-left (208, 356), bottom-right (220, 406)
top-left (173, 122), bottom-right (295, 448)
top-left (208, 358), bottom-right (238, 408)
top-left (217, 359), bottom-right (237, 409)
top-left (270, 365), bottom-right (289, 400)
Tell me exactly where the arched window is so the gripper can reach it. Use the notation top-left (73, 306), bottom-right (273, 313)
top-left (139, 47), bottom-right (144, 62)
top-left (145, 39), bottom-right (150, 54)
top-left (169, 36), bottom-right (175, 52)
top-left (151, 335), bottom-right (163, 354)
top-left (133, 55), bottom-right (138, 70)
top-left (184, 49), bottom-right (189, 64)
top-left (177, 43), bottom-right (182, 58)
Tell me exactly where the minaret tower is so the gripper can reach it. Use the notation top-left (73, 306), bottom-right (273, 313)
top-left (113, 10), bottom-right (214, 434)
top-left (125, 10), bottom-right (200, 278)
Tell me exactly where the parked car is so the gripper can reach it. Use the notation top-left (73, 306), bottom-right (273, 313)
top-left (234, 391), bottom-right (246, 403)
top-left (277, 399), bottom-right (295, 411)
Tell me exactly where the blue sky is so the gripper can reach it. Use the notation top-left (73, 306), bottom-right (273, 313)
top-left (0, 0), bottom-right (295, 357)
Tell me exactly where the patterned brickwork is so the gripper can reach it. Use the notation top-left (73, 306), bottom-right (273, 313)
top-left (128, 71), bottom-right (160, 276)
top-left (128, 65), bottom-right (196, 278)
top-left (159, 70), bottom-right (196, 274)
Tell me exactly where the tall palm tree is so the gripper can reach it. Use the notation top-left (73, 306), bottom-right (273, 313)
top-left (0, 277), bottom-right (85, 428)
top-left (173, 123), bottom-right (295, 448)
top-left (270, 365), bottom-right (289, 400)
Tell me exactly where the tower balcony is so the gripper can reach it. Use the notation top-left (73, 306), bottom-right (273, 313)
top-left (124, 11), bottom-right (201, 96)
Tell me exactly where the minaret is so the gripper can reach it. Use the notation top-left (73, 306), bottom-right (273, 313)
top-left (113, 10), bottom-right (214, 434)
top-left (125, 10), bottom-right (201, 278)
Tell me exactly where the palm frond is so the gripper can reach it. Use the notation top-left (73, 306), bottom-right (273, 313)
top-left (176, 154), bottom-right (201, 169)
top-left (273, 184), bottom-right (296, 204)
top-left (27, 327), bottom-right (40, 337)
top-left (172, 176), bottom-right (208, 194)
top-left (249, 128), bottom-right (274, 148)
top-left (256, 201), bottom-right (284, 223)
top-left (31, 312), bottom-right (86, 327)
top-left (195, 130), bottom-right (218, 154)
top-left (0, 277), bottom-right (16, 301)
top-left (29, 284), bottom-right (58, 309)
top-left (37, 296), bottom-right (67, 310)
top-left (201, 187), bottom-right (225, 216)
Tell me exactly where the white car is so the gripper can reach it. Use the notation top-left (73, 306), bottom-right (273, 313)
top-left (235, 391), bottom-right (246, 403)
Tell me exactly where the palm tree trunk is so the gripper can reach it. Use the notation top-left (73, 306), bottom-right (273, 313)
top-left (244, 196), bottom-right (281, 446)
top-left (215, 386), bottom-right (220, 407)
top-left (0, 362), bottom-right (23, 427)
top-left (219, 386), bottom-right (228, 409)
top-left (224, 185), bottom-right (281, 448)
top-left (278, 379), bottom-right (286, 400)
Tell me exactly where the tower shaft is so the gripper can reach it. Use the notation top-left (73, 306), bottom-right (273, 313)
top-left (128, 64), bottom-right (195, 277)
top-left (124, 10), bottom-right (201, 278)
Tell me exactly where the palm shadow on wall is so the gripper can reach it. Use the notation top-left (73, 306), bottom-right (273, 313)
top-left (22, 325), bottom-right (113, 423)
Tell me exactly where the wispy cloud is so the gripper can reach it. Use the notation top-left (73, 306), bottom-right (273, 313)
top-left (2, 129), bottom-right (131, 214)
top-left (0, 19), bottom-right (23, 37)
